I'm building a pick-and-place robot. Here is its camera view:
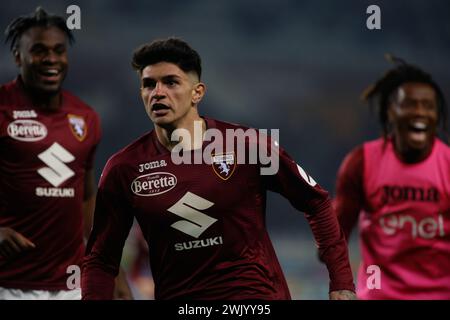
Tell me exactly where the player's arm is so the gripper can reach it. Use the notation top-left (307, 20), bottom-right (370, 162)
top-left (83, 113), bottom-right (102, 241)
top-left (83, 168), bottom-right (96, 241)
top-left (262, 138), bottom-right (355, 299)
top-left (82, 167), bottom-right (133, 299)
top-left (329, 290), bottom-right (357, 300)
top-left (0, 108), bottom-right (36, 258)
top-left (334, 146), bottom-right (364, 241)
top-left (81, 161), bottom-right (134, 300)
top-left (0, 227), bottom-right (35, 258)
top-left (114, 267), bottom-right (133, 300)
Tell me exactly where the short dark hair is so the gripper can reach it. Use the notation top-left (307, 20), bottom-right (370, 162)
top-left (362, 54), bottom-right (448, 139)
top-left (4, 6), bottom-right (75, 51)
top-left (131, 37), bottom-right (202, 79)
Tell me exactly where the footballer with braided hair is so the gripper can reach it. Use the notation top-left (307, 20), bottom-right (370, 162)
top-left (334, 56), bottom-right (450, 299)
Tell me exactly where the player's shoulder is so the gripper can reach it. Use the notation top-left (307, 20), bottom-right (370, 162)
top-left (0, 79), bottom-right (16, 92)
top-left (343, 142), bottom-right (364, 157)
top-left (0, 79), bottom-right (20, 103)
top-left (362, 137), bottom-right (384, 150)
top-left (0, 80), bottom-right (12, 95)
top-left (207, 117), bottom-right (253, 132)
top-left (361, 137), bottom-right (390, 160)
top-left (347, 143), bottom-right (365, 158)
top-left (434, 138), bottom-right (450, 158)
top-left (435, 138), bottom-right (450, 149)
top-left (207, 117), bottom-right (271, 145)
top-left (338, 143), bottom-right (366, 176)
top-left (104, 131), bottom-right (156, 171)
top-left (62, 89), bottom-right (98, 116)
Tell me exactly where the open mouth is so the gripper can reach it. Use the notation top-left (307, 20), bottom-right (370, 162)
top-left (38, 69), bottom-right (61, 82)
top-left (406, 121), bottom-right (428, 143)
top-left (151, 103), bottom-right (170, 112)
top-left (409, 121), bottom-right (428, 132)
top-left (408, 121), bottom-right (428, 133)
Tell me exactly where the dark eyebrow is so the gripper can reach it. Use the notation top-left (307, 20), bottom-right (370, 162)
top-left (141, 74), bottom-right (182, 85)
top-left (30, 43), bottom-right (46, 49)
top-left (161, 74), bottom-right (182, 81)
top-left (30, 42), bottom-right (67, 50)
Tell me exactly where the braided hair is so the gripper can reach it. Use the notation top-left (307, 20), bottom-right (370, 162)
top-left (361, 54), bottom-right (448, 141)
top-left (4, 6), bottom-right (74, 52)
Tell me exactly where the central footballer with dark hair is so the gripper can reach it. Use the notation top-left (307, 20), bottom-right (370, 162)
top-left (82, 37), bottom-right (356, 300)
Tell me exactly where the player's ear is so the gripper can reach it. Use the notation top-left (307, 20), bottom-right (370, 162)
top-left (387, 88), bottom-right (400, 124)
top-left (387, 105), bottom-right (394, 123)
top-left (192, 82), bottom-right (206, 105)
top-left (13, 49), bottom-right (21, 67)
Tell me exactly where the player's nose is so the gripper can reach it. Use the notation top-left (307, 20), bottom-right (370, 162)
top-left (151, 82), bottom-right (166, 99)
top-left (42, 51), bottom-right (59, 64)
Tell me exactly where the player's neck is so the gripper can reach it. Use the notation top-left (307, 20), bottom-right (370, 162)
top-left (25, 86), bottom-right (62, 111)
top-left (18, 77), bottom-right (62, 111)
top-left (155, 114), bottom-right (206, 152)
top-left (393, 138), bottom-right (434, 164)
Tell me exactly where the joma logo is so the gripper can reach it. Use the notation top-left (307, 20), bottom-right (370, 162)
top-left (382, 185), bottom-right (439, 204)
top-left (138, 159), bottom-right (167, 173)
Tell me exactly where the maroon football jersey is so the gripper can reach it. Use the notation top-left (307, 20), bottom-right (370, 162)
top-left (82, 118), bottom-right (354, 299)
top-left (0, 77), bottom-right (101, 290)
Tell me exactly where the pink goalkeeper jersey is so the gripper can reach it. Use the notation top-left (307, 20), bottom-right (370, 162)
top-left (358, 138), bottom-right (450, 299)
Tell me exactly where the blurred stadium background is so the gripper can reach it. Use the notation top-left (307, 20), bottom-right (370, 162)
top-left (1, 0), bottom-right (449, 299)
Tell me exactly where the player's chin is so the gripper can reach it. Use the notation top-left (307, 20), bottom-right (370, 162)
top-left (404, 135), bottom-right (433, 153)
top-left (35, 82), bottom-right (63, 95)
top-left (150, 116), bottom-right (172, 127)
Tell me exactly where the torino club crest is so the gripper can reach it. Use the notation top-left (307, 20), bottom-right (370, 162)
top-left (68, 114), bottom-right (87, 141)
top-left (211, 152), bottom-right (236, 180)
